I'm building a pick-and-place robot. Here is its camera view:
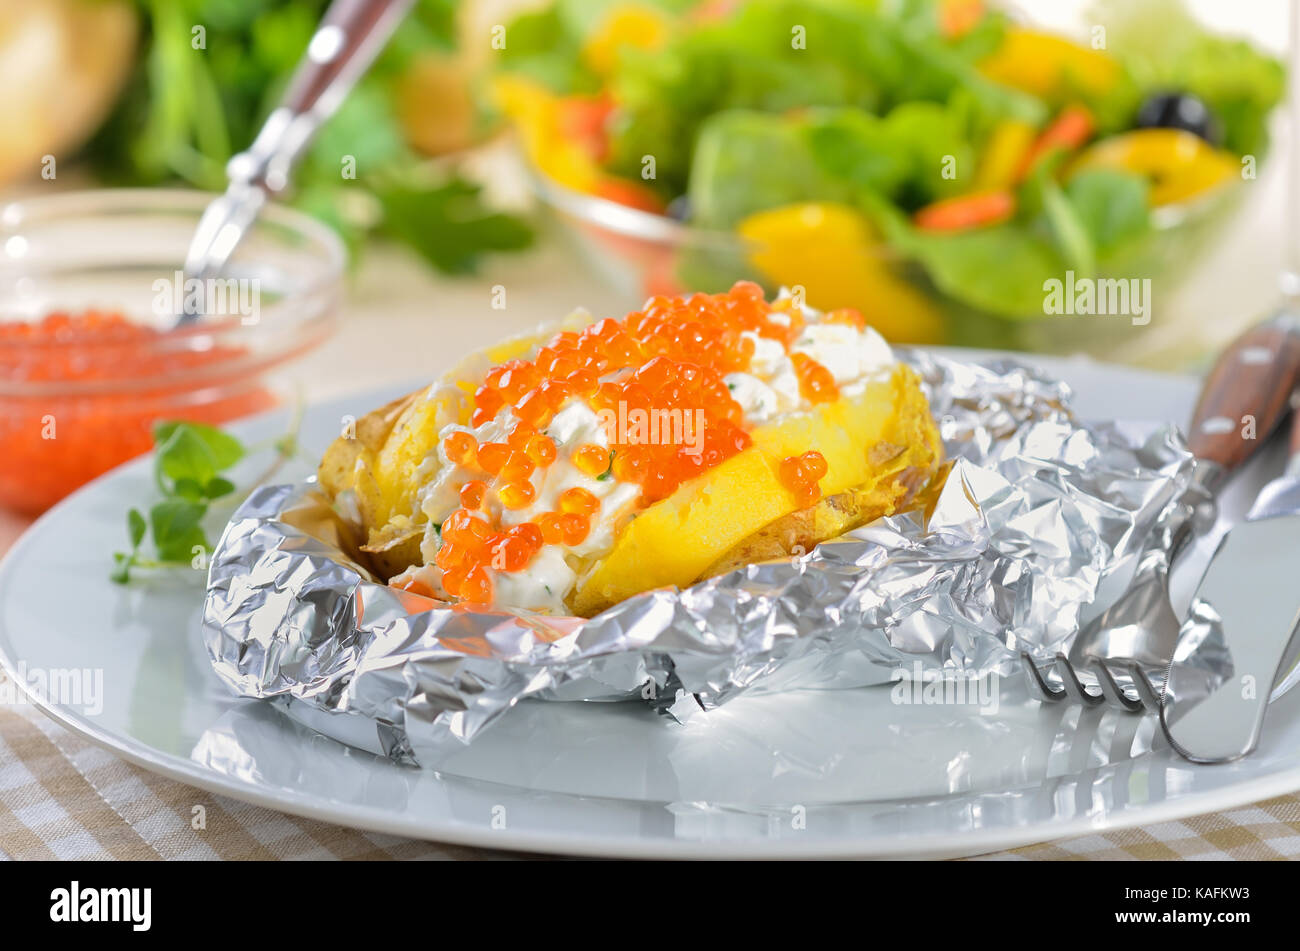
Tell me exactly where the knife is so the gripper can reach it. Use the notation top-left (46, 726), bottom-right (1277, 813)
top-left (1162, 401), bottom-right (1300, 763)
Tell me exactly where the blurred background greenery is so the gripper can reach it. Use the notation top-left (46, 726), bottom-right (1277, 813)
top-left (0, 0), bottom-right (1289, 363)
top-left (0, 0), bottom-right (532, 274)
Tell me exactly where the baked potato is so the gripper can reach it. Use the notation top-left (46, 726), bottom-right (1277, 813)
top-left (319, 283), bottom-right (943, 616)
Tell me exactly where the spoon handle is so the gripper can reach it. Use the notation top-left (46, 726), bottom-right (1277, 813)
top-left (183, 0), bottom-right (413, 287)
top-left (235, 0), bottom-right (416, 194)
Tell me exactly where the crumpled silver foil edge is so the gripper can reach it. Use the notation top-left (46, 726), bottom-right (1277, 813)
top-left (202, 353), bottom-right (1201, 767)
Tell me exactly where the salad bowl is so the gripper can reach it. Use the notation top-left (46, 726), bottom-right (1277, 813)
top-left (494, 0), bottom-right (1283, 366)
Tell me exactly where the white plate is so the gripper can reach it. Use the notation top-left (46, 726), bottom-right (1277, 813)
top-left (3, 352), bottom-right (1300, 860)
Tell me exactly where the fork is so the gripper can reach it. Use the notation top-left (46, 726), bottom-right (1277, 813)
top-left (1022, 314), bottom-right (1300, 712)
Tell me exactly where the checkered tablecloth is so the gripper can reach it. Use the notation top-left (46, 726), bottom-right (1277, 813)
top-left (0, 694), bottom-right (531, 860)
top-left (2, 681), bottom-right (1298, 861)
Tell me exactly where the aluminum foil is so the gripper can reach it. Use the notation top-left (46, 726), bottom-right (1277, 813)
top-left (203, 353), bottom-right (1201, 767)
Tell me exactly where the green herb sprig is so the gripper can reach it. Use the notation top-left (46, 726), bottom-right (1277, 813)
top-left (112, 417), bottom-right (299, 584)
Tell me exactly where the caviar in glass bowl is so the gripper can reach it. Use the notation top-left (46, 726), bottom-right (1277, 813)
top-left (0, 189), bottom-right (344, 514)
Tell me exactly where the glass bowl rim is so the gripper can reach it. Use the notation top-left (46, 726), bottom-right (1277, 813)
top-left (0, 188), bottom-right (346, 399)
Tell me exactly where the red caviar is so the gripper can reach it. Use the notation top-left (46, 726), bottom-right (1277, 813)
top-left (0, 310), bottom-right (274, 514)
top-left (459, 480), bottom-right (487, 510)
top-left (443, 431), bottom-right (478, 466)
top-left (490, 532), bottom-right (534, 572)
top-left (559, 487), bottom-right (600, 516)
top-left (572, 443), bottom-right (610, 476)
top-left (536, 512), bottom-right (566, 545)
top-left (458, 565), bottom-right (494, 603)
top-left (397, 574), bottom-right (436, 598)
top-left (476, 442), bottom-right (510, 475)
top-left (508, 522), bottom-right (544, 550)
top-left (524, 434), bottom-right (557, 466)
top-left (429, 283), bottom-right (852, 600)
top-left (559, 512), bottom-right (590, 546)
top-left (499, 451), bottom-right (536, 484)
top-left (498, 481), bottom-right (536, 509)
top-left (780, 451), bottom-right (829, 507)
top-left (471, 282), bottom-right (821, 500)
top-left (824, 307), bottom-right (866, 331)
top-left (790, 352), bottom-right (840, 404)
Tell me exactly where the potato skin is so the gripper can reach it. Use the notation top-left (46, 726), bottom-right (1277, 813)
top-left (701, 464), bottom-right (934, 578)
top-left (317, 391), bottom-right (419, 501)
top-left (317, 390), bottom-right (427, 579)
top-left (318, 391), bottom-right (421, 505)
top-left (359, 526), bottom-right (425, 581)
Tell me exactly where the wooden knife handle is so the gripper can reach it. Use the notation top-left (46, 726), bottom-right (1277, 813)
top-left (1188, 314), bottom-right (1300, 471)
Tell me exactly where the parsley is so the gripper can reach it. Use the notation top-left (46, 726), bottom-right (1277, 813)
top-left (111, 416), bottom-right (299, 584)
top-left (375, 180), bottom-right (533, 275)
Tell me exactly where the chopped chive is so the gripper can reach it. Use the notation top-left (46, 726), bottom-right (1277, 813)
top-left (597, 450), bottom-right (615, 481)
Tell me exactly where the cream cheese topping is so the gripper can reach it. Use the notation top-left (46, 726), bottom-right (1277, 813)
top-left (722, 318), bottom-right (894, 425)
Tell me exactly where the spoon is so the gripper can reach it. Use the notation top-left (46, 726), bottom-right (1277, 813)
top-left (180, 0), bottom-right (414, 321)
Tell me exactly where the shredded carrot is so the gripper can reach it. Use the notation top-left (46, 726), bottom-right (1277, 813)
top-left (913, 190), bottom-right (1016, 231)
top-left (939, 0), bottom-right (985, 39)
top-left (1016, 105), bottom-right (1096, 180)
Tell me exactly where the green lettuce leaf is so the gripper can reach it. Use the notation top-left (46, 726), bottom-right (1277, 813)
top-left (1064, 169), bottom-right (1152, 257)
top-left (605, 0), bottom-right (1039, 199)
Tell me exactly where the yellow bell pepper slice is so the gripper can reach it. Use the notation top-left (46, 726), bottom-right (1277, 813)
top-left (979, 28), bottom-right (1119, 102)
top-left (737, 202), bottom-right (947, 344)
top-left (975, 119), bottom-right (1037, 190)
top-left (582, 3), bottom-right (671, 76)
top-left (1069, 128), bottom-right (1238, 206)
top-left (492, 74), bottom-right (601, 193)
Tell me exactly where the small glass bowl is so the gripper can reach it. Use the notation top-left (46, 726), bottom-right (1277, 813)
top-left (0, 189), bottom-right (345, 514)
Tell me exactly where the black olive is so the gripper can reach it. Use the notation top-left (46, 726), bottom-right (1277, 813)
top-left (1135, 92), bottom-right (1220, 144)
